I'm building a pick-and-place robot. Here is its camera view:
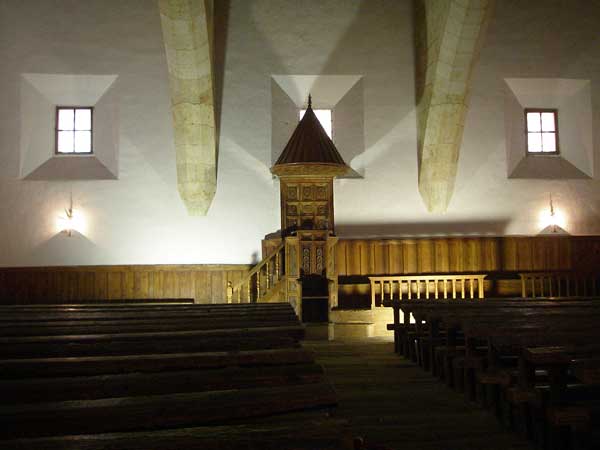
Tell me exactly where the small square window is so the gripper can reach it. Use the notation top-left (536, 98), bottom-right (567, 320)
top-left (525, 109), bottom-right (558, 154)
top-left (56, 107), bottom-right (93, 154)
top-left (300, 109), bottom-right (333, 140)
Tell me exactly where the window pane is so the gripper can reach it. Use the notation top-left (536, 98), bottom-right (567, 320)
top-left (541, 112), bottom-right (555, 132)
top-left (75, 109), bottom-right (92, 130)
top-left (58, 109), bottom-right (74, 130)
top-left (528, 132), bottom-right (542, 152)
top-left (526, 112), bottom-right (541, 132)
top-left (542, 133), bottom-right (557, 152)
top-left (57, 131), bottom-right (74, 153)
top-left (74, 131), bottom-right (92, 153)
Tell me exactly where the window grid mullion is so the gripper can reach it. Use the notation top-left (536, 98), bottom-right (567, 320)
top-left (72, 109), bottom-right (76, 152)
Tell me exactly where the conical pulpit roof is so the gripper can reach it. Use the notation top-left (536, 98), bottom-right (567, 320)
top-left (272, 96), bottom-right (349, 177)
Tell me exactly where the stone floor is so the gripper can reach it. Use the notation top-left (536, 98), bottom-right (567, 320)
top-left (304, 338), bottom-right (534, 450)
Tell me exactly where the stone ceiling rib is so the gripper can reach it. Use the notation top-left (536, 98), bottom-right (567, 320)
top-left (415, 0), bottom-right (494, 213)
top-left (159, 0), bottom-right (216, 215)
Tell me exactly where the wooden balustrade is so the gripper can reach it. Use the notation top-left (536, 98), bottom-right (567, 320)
top-left (228, 242), bottom-right (286, 303)
top-left (369, 274), bottom-right (486, 307)
top-left (519, 272), bottom-right (600, 298)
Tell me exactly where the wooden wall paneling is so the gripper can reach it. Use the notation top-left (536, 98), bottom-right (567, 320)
top-left (54, 271), bottom-right (63, 302)
top-left (532, 238), bottom-right (548, 271)
top-left (402, 240), bottom-right (417, 274)
top-left (465, 238), bottom-right (480, 272)
top-left (79, 271), bottom-right (93, 301)
top-left (0, 265), bottom-right (250, 305)
top-left (557, 237), bottom-right (571, 270)
top-left (12, 271), bottom-right (25, 303)
top-left (122, 270), bottom-right (134, 299)
top-left (348, 240), bottom-right (361, 275)
top-left (211, 271), bottom-right (223, 303)
top-left (373, 242), bottom-right (387, 275)
top-left (0, 271), bottom-right (5, 300)
top-left (194, 270), bottom-right (208, 304)
top-left (66, 270), bottom-right (78, 301)
top-left (161, 271), bottom-right (174, 299)
top-left (153, 270), bottom-right (163, 299)
top-left (360, 241), bottom-right (371, 275)
top-left (388, 241), bottom-right (403, 274)
top-left (4, 236), bottom-right (600, 305)
top-left (28, 271), bottom-right (38, 302)
top-left (515, 237), bottom-right (534, 271)
top-left (501, 237), bottom-right (518, 271)
top-left (94, 271), bottom-right (107, 300)
top-left (335, 240), bottom-right (347, 276)
top-left (482, 238), bottom-right (500, 271)
top-left (571, 237), bottom-right (600, 272)
top-left (433, 239), bottom-right (450, 273)
top-left (63, 271), bottom-right (73, 301)
top-left (448, 239), bottom-right (463, 272)
top-left (134, 271), bottom-right (149, 298)
top-left (107, 272), bottom-right (122, 300)
top-left (417, 239), bottom-right (433, 273)
top-left (226, 270), bottom-right (238, 303)
top-left (177, 271), bottom-right (192, 299)
top-left (146, 271), bottom-right (154, 298)
top-left (9, 271), bottom-right (20, 302)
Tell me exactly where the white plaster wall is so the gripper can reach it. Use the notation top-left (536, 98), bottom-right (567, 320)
top-left (1, 0), bottom-right (600, 267)
top-left (452, 0), bottom-right (600, 235)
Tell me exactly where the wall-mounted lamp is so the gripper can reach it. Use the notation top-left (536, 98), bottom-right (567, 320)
top-left (539, 194), bottom-right (566, 234)
top-left (548, 195), bottom-right (557, 233)
top-left (57, 194), bottom-right (86, 237)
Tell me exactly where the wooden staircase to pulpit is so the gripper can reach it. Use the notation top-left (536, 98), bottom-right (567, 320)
top-left (228, 96), bottom-right (349, 323)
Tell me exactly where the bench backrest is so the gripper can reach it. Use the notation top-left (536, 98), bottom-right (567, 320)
top-left (519, 272), bottom-right (600, 298)
top-left (369, 274), bottom-right (486, 307)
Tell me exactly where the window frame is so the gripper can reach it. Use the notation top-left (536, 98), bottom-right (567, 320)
top-left (55, 106), bottom-right (94, 155)
top-left (524, 108), bottom-right (559, 155)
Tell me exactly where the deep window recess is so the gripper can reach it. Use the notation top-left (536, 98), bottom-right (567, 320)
top-left (56, 107), bottom-right (93, 154)
top-left (525, 109), bottom-right (558, 154)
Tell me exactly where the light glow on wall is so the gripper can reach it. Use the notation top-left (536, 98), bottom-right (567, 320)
top-left (56, 207), bottom-right (87, 236)
top-left (538, 198), bottom-right (567, 232)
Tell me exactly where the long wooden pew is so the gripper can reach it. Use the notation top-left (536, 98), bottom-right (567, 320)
top-left (0, 325), bottom-right (306, 358)
top-left (0, 347), bottom-right (316, 378)
top-left (389, 297), bottom-right (600, 449)
top-left (0, 314), bottom-right (300, 336)
top-left (0, 383), bottom-right (338, 439)
top-left (0, 302), bottom-right (344, 449)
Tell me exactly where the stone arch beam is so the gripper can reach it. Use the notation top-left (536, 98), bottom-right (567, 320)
top-left (159, 0), bottom-right (216, 215)
top-left (415, 0), bottom-right (494, 213)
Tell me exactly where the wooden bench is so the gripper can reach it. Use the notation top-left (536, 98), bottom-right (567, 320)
top-left (0, 302), bottom-right (344, 449)
top-left (391, 297), bottom-right (600, 449)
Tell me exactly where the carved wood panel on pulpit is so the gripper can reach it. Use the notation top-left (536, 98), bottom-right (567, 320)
top-left (296, 231), bottom-right (329, 276)
top-left (280, 178), bottom-right (334, 236)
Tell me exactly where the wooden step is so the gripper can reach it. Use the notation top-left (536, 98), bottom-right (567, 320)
top-left (0, 415), bottom-right (350, 450)
top-left (0, 383), bottom-right (338, 438)
top-left (0, 325), bottom-right (306, 358)
top-left (0, 307), bottom-right (296, 323)
top-left (0, 302), bottom-right (290, 310)
top-left (0, 318), bottom-right (300, 337)
top-left (1, 363), bottom-right (326, 403)
top-left (0, 348), bottom-right (316, 378)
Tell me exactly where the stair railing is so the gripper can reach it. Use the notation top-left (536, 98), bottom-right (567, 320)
top-left (228, 241), bottom-right (286, 303)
